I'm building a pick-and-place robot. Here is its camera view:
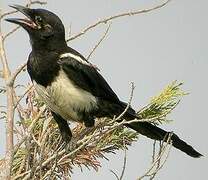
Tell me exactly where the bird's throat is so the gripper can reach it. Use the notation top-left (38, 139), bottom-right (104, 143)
top-left (30, 35), bottom-right (67, 53)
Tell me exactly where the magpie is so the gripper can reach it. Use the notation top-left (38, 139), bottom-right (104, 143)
top-left (6, 5), bottom-right (202, 158)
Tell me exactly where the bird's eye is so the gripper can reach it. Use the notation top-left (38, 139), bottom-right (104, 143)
top-left (35, 16), bottom-right (42, 23)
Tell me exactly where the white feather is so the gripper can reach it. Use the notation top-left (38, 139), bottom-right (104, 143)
top-left (33, 69), bottom-right (97, 122)
top-left (60, 52), bottom-right (91, 66)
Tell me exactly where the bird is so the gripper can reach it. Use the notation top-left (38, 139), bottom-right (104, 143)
top-left (6, 5), bottom-right (202, 158)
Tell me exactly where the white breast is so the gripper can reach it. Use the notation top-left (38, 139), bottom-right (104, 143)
top-left (33, 69), bottom-right (98, 122)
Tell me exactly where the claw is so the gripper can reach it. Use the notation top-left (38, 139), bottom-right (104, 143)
top-left (64, 138), bottom-right (79, 153)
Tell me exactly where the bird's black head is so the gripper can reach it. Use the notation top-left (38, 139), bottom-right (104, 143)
top-left (6, 5), bottom-right (67, 51)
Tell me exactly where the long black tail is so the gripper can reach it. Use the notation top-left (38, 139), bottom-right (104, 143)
top-left (125, 121), bottom-right (202, 158)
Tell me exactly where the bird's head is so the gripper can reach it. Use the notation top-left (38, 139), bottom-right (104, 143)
top-left (6, 5), bottom-right (66, 50)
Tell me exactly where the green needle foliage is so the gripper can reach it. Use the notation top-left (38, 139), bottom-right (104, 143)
top-left (9, 81), bottom-right (186, 179)
top-left (137, 81), bottom-right (187, 124)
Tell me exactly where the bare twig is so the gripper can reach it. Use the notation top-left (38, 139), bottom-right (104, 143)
top-left (67, 0), bottom-right (171, 41)
top-left (25, 0), bottom-right (47, 7)
top-left (137, 133), bottom-right (173, 180)
top-left (0, 70), bottom-right (3, 78)
top-left (152, 140), bottom-right (157, 163)
top-left (67, 23), bottom-right (72, 38)
top-left (7, 63), bottom-right (27, 87)
top-left (110, 170), bottom-right (120, 180)
top-left (0, 10), bottom-right (17, 20)
top-left (43, 151), bottom-right (59, 179)
top-left (119, 139), bottom-right (127, 180)
top-left (13, 108), bottom-right (44, 155)
top-left (87, 23), bottom-right (111, 60)
top-left (0, 0), bottom-right (47, 19)
top-left (3, 27), bottom-right (20, 41)
top-left (14, 84), bottom-right (33, 109)
top-left (0, 12), bottom-right (14, 179)
top-left (12, 171), bottom-right (30, 180)
top-left (115, 82), bottom-right (135, 121)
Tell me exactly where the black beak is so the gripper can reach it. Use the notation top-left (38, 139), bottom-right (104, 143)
top-left (9, 4), bottom-right (31, 15)
top-left (5, 5), bottom-right (37, 29)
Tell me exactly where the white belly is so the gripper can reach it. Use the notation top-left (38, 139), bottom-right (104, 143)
top-left (33, 69), bottom-right (98, 122)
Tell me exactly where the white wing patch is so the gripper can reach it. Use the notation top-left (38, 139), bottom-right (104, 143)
top-left (33, 69), bottom-right (98, 122)
top-left (59, 52), bottom-right (100, 70)
top-left (60, 53), bottom-right (91, 66)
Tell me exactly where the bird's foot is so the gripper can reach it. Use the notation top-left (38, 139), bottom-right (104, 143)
top-left (64, 137), bottom-right (79, 153)
top-left (64, 127), bottom-right (94, 153)
top-left (79, 127), bottom-right (94, 139)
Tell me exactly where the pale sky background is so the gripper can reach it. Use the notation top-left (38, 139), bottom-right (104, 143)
top-left (1, 0), bottom-right (208, 179)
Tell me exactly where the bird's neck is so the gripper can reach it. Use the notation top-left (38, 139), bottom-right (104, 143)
top-left (30, 36), bottom-right (68, 53)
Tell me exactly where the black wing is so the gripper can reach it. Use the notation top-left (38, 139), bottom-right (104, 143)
top-left (58, 54), bottom-right (120, 104)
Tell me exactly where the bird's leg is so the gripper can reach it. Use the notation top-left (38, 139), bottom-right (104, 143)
top-left (75, 116), bottom-right (95, 140)
top-left (52, 112), bottom-right (96, 152)
top-left (83, 116), bottom-right (95, 127)
top-left (67, 116), bottom-right (95, 146)
top-left (51, 112), bottom-right (72, 142)
top-left (51, 112), bottom-right (77, 151)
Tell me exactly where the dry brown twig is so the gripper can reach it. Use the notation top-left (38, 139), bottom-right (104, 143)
top-left (111, 138), bottom-right (128, 180)
top-left (115, 82), bottom-right (135, 121)
top-left (13, 84), bottom-right (33, 110)
top-left (119, 142), bottom-right (127, 180)
top-left (87, 23), bottom-right (112, 60)
top-left (137, 133), bottom-right (173, 180)
top-left (0, 14), bottom-right (15, 180)
top-left (110, 170), bottom-right (120, 180)
top-left (109, 139), bottom-right (128, 180)
top-left (3, 27), bottom-right (20, 41)
top-left (67, 0), bottom-right (171, 41)
top-left (0, 1), bottom-right (47, 20)
top-left (7, 63), bottom-right (27, 87)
